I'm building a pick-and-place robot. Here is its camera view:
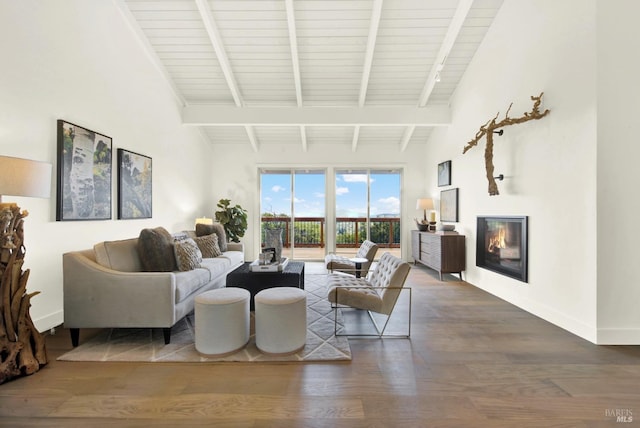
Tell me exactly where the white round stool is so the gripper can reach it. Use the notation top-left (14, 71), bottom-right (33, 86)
top-left (255, 287), bottom-right (307, 355)
top-left (195, 287), bottom-right (250, 356)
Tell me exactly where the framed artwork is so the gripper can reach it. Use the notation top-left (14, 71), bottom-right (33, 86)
top-left (438, 160), bottom-right (451, 186)
top-left (440, 188), bottom-right (459, 222)
top-left (117, 148), bottom-right (152, 219)
top-left (56, 120), bottom-right (112, 221)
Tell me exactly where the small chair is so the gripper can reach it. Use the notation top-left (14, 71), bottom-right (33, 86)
top-left (325, 240), bottom-right (379, 277)
top-left (327, 252), bottom-right (411, 338)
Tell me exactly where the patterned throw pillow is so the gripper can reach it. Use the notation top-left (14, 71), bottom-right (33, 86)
top-left (195, 222), bottom-right (228, 252)
top-left (137, 227), bottom-right (177, 272)
top-left (173, 238), bottom-right (203, 271)
top-left (194, 233), bottom-right (222, 258)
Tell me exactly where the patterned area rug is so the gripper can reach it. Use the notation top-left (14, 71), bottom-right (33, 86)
top-left (57, 274), bottom-right (351, 362)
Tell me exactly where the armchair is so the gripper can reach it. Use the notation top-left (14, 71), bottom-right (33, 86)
top-left (327, 252), bottom-right (411, 338)
top-left (325, 240), bottom-right (379, 277)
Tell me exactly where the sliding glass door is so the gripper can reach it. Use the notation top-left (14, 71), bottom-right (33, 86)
top-left (260, 169), bottom-right (326, 260)
top-left (334, 169), bottom-right (401, 258)
top-left (260, 167), bottom-right (401, 261)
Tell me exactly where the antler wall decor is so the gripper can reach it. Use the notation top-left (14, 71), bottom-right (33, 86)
top-left (462, 92), bottom-right (550, 195)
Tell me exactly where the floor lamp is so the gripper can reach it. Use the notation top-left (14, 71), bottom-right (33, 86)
top-left (0, 155), bottom-right (52, 384)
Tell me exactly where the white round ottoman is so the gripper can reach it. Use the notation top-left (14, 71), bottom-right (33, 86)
top-left (195, 287), bottom-right (250, 356)
top-left (255, 287), bottom-right (307, 355)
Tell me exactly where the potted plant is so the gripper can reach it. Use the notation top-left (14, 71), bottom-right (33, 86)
top-left (214, 198), bottom-right (248, 243)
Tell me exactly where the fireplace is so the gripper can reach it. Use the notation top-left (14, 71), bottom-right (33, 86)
top-left (476, 216), bottom-right (528, 282)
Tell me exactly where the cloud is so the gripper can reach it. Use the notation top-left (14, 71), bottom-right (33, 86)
top-left (271, 185), bottom-right (286, 193)
top-left (313, 192), bottom-right (325, 198)
top-left (336, 186), bottom-right (349, 196)
top-left (377, 196), bottom-right (400, 214)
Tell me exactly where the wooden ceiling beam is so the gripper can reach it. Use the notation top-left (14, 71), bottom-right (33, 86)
top-left (182, 105), bottom-right (451, 127)
top-left (194, 0), bottom-right (243, 107)
top-left (284, 0), bottom-right (307, 152)
top-left (418, 0), bottom-right (474, 107)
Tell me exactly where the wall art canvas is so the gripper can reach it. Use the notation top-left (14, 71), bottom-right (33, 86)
top-left (117, 148), bottom-right (152, 219)
top-left (440, 188), bottom-right (459, 222)
top-left (56, 120), bottom-right (112, 221)
top-left (438, 160), bottom-right (451, 186)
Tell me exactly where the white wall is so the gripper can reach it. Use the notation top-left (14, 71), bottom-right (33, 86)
top-left (596, 0), bottom-right (640, 344)
top-left (0, 1), bottom-right (213, 331)
top-left (426, 0), bottom-right (600, 342)
top-left (207, 141), bottom-right (429, 263)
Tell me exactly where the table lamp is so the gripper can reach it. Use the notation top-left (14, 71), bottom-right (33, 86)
top-left (416, 198), bottom-right (434, 223)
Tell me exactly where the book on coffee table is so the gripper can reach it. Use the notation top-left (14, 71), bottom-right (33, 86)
top-left (249, 257), bottom-right (289, 272)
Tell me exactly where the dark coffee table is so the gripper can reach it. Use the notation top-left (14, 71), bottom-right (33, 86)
top-left (225, 261), bottom-right (305, 310)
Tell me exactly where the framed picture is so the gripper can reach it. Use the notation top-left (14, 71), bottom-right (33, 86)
top-left (56, 120), bottom-right (112, 221)
top-left (440, 188), bottom-right (459, 222)
top-left (117, 149), bottom-right (152, 219)
top-left (438, 160), bottom-right (451, 186)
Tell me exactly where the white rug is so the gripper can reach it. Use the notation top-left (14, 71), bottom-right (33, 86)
top-left (57, 274), bottom-right (351, 362)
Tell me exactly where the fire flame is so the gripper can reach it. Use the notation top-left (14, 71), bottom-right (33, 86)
top-left (487, 227), bottom-right (506, 253)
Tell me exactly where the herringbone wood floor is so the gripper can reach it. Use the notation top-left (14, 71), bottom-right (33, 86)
top-left (1, 263), bottom-right (639, 427)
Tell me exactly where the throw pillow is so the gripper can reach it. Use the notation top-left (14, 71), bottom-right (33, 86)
top-left (195, 222), bottom-right (228, 252)
top-left (194, 233), bottom-right (222, 258)
top-left (137, 227), bottom-right (177, 272)
top-left (173, 238), bottom-right (203, 271)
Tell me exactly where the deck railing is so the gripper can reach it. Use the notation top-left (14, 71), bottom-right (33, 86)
top-left (261, 216), bottom-right (400, 248)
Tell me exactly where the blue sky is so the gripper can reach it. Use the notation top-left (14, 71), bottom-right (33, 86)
top-left (261, 171), bottom-right (400, 218)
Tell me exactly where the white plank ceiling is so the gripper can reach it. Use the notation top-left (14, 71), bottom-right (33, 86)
top-left (118, 0), bottom-right (504, 151)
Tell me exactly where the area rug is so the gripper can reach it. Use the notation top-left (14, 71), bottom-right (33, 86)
top-left (57, 274), bottom-right (351, 362)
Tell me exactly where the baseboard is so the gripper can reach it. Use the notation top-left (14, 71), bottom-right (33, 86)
top-left (33, 310), bottom-right (64, 334)
top-left (597, 328), bottom-right (640, 345)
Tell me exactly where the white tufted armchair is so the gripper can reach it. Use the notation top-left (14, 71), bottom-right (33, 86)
top-left (327, 252), bottom-right (411, 337)
top-left (324, 240), bottom-right (378, 277)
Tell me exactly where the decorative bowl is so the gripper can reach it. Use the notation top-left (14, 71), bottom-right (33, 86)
top-left (416, 222), bottom-right (429, 231)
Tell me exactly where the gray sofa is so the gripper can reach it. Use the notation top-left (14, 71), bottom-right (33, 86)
top-left (62, 232), bottom-right (244, 346)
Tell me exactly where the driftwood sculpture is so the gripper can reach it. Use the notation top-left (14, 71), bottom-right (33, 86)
top-left (463, 93), bottom-right (550, 195)
top-left (0, 204), bottom-right (47, 384)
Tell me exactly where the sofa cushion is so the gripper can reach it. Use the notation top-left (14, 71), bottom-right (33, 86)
top-left (219, 250), bottom-right (244, 267)
top-left (174, 268), bottom-right (212, 303)
top-left (200, 257), bottom-right (231, 280)
top-left (195, 222), bottom-right (228, 252)
top-left (194, 233), bottom-right (222, 258)
top-left (173, 238), bottom-right (203, 271)
top-left (94, 238), bottom-right (142, 272)
top-left (137, 227), bottom-right (177, 272)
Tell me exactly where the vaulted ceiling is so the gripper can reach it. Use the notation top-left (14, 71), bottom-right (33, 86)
top-left (116, 0), bottom-right (504, 151)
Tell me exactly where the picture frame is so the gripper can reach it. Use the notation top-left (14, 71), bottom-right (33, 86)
top-left (440, 188), bottom-right (459, 222)
top-left (438, 160), bottom-right (451, 187)
top-left (56, 120), bottom-right (112, 221)
top-left (117, 148), bottom-right (152, 219)
top-left (262, 247), bottom-right (277, 264)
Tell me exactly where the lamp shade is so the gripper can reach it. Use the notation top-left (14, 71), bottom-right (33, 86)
top-left (0, 155), bottom-right (52, 200)
top-left (416, 198), bottom-right (434, 211)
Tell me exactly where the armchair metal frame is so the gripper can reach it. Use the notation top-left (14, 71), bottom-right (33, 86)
top-left (331, 285), bottom-right (412, 338)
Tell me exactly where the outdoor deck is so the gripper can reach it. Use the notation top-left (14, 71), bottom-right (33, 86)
top-left (261, 216), bottom-right (402, 261)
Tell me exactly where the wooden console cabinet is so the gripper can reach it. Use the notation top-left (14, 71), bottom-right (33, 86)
top-left (411, 230), bottom-right (466, 281)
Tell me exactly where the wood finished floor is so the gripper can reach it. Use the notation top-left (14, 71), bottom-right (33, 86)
top-left (2, 263), bottom-right (639, 427)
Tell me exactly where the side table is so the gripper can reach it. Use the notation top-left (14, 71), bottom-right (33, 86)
top-left (350, 257), bottom-right (369, 278)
